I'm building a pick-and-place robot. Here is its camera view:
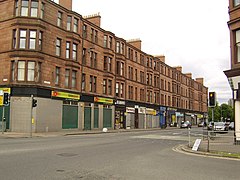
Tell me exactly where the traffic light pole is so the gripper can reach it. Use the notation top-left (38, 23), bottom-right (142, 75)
top-left (212, 107), bottom-right (214, 122)
top-left (30, 95), bottom-right (33, 138)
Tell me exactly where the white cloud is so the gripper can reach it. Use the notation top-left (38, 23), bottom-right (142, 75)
top-left (72, 0), bottom-right (232, 103)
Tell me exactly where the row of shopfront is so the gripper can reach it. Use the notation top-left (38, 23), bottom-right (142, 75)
top-left (0, 87), bottom-right (206, 133)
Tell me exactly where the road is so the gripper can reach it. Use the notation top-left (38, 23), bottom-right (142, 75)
top-left (0, 128), bottom-right (239, 180)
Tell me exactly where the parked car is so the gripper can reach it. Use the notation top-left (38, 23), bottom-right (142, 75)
top-left (181, 121), bottom-right (191, 128)
top-left (198, 122), bottom-right (204, 127)
top-left (213, 122), bottom-right (228, 132)
top-left (229, 122), bottom-right (234, 130)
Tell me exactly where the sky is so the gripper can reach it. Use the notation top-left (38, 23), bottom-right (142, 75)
top-left (71, 0), bottom-right (231, 104)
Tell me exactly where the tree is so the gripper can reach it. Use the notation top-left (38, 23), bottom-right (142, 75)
top-left (208, 102), bottom-right (233, 122)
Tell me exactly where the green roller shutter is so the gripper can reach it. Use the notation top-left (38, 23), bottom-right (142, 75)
top-left (94, 108), bottom-right (99, 128)
top-left (103, 108), bottom-right (112, 128)
top-left (0, 105), bottom-right (10, 129)
top-left (84, 107), bottom-right (91, 130)
top-left (62, 105), bottom-right (78, 129)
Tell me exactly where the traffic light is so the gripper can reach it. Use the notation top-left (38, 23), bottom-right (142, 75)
top-left (32, 98), bottom-right (37, 108)
top-left (3, 93), bottom-right (9, 105)
top-left (209, 92), bottom-right (216, 107)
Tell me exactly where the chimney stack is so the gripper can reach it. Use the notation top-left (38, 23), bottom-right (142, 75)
top-left (59, 0), bottom-right (72, 10)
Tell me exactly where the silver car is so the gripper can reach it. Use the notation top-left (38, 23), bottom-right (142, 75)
top-left (229, 122), bottom-right (234, 130)
top-left (213, 122), bottom-right (228, 132)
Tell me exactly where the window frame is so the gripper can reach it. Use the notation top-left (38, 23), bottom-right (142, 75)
top-left (72, 70), bottom-right (77, 88)
top-left (66, 41), bottom-right (70, 59)
top-left (72, 43), bottom-right (77, 60)
top-left (55, 67), bottom-right (60, 86)
top-left (19, 29), bottom-right (27, 49)
top-left (234, 0), bottom-right (240, 7)
top-left (27, 61), bottom-right (35, 81)
top-left (29, 30), bottom-right (37, 49)
top-left (67, 16), bottom-right (72, 31)
top-left (73, 18), bottom-right (78, 33)
top-left (57, 11), bottom-right (62, 27)
top-left (235, 29), bottom-right (240, 63)
top-left (30, 0), bottom-right (38, 17)
top-left (56, 38), bottom-right (61, 56)
top-left (21, 0), bottom-right (29, 16)
top-left (65, 69), bottom-right (70, 88)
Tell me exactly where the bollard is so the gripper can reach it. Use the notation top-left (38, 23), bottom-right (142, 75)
top-left (207, 131), bottom-right (210, 152)
top-left (188, 127), bottom-right (191, 148)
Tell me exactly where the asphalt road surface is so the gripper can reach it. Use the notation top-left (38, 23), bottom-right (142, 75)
top-left (0, 128), bottom-right (239, 180)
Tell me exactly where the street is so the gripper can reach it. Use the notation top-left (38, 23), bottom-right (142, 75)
top-left (0, 128), bottom-right (239, 180)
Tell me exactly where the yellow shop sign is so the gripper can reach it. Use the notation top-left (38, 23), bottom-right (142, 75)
top-left (94, 97), bottom-right (113, 104)
top-left (0, 96), bottom-right (3, 106)
top-left (51, 91), bottom-right (80, 100)
top-left (0, 88), bottom-right (11, 94)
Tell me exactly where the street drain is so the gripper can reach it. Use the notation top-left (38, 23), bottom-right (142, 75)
top-left (57, 153), bottom-right (78, 157)
top-left (56, 169), bottom-right (65, 172)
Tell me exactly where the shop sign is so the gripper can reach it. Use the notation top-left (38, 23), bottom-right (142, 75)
top-left (94, 97), bottom-right (113, 104)
top-left (146, 108), bottom-right (156, 115)
top-left (0, 88), bottom-right (11, 94)
top-left (51, 91), bottom-right (80, 100)
top-left (115, 100), bottom-right (125, 105)
top-left (139, 107), bottom-right (145, 114)
top-left (126, 107), bottom-right (135, 113)
top-left (176, 112), bottom-right (184, 117)
top-left (0, 88), bottom-right (11, 106)
top-left (168, 107), bottom-right (177, 111)
top-left (0, 95), bottom-right (3, 106)
top-left (160, 106), bottom-right (166, 111)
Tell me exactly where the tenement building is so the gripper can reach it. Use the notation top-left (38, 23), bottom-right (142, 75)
top-left (225, 0), bottom-right (240, 144)
top-left (0, 0), bottom-right (208, 133)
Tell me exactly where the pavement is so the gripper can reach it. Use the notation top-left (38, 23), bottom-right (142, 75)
top-left (179, 130), bottom-right (240, 159)
top-left (0, 128), bottom-right (240, 159)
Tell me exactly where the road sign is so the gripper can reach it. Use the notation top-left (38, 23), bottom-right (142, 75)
top-left (0, 96), bottom-right (3, 106)
top-left (192, 139), bottom-right (202, 151)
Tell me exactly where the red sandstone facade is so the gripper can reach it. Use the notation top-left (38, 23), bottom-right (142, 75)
top-left (0, 0), bottom-right (208, 132)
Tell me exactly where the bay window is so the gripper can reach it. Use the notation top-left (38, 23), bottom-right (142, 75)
top-left (29, 30), bottom-right (37, 49)
top-left (21, 0), bottom-right (28, 16)
top-left (19, 30), bottom-right (27, 49)
top-left (72, 70), bottom-right (77, 88)
top-left (66, 42), bottom-right (70, 59)
top-left (73, 43), bottom-right (77, 60)
top-left (30, 0), bottom-right (38, 17)
top-left (67, 16), bottom-right (71, 31)
top-left (27, 61), bottom-right (35, 81)
top-left (234, 0), bottom-right (240, 6)
top-left (236, 30), bottom-right (240, 63)
top-left (17, 61), bottom-right (25, 81)
top-left (65, 69), bottom-right (70, 87)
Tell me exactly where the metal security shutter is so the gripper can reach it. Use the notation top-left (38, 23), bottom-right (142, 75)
top-left (147, 114), bottom-right (152, 128)
top-left (84, 107), bottom-right (91, 130)
top-left (62, 105), bottom-right (78, 129)
top-left (94, 108), bottom-right (99, 128)
top-left (139, 114), bottom-right (144, 129)
top-left (103, 108), bottom-right (112, 128)
top-left (129, 113), bottom-right (135, 129)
